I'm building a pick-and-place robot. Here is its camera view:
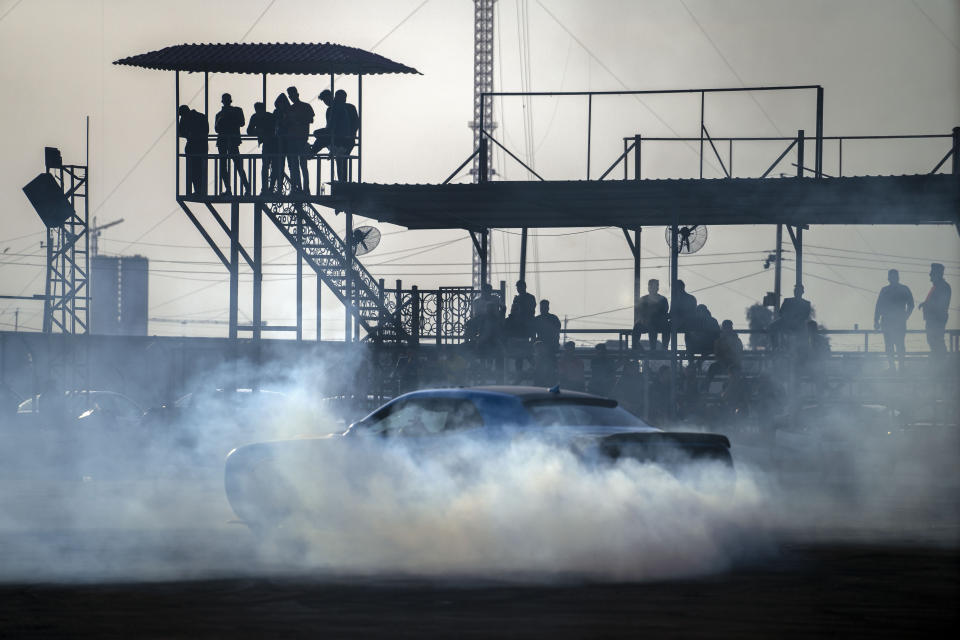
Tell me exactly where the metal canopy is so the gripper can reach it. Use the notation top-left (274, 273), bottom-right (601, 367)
top-left (330, 174), bottom-right (960, 230)
top-left (113, 42), bottom-right (420, 76)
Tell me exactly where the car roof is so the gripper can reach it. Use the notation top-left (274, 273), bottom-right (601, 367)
top-left (464, 385), bottom-right (614, 403)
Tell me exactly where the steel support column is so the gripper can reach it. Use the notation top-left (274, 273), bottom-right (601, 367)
top-left (228, 201), bottom-right (239, 339)
top-left (774, 224), bottom-right (783, 310)
top-left (953, 126), bottom-right (960, 175)
top-left (345, 210), bottom-right (353, 342)
top-left (253, 204), bottom-right (262, 340)
top-left (481, 230), bottom-right (489, 286)
top-left (519, 227), bottom-right (528, 283)
top-left (316, 278), bottom-right (322, 340)
top-left (669, 222), bottom-right (679, 420)
top-left (633, 228), bottom-right (642, 327)
top-left (296, 212), bottom-right (303, 341)
top-left (815, 87), bottom-right (824, 178)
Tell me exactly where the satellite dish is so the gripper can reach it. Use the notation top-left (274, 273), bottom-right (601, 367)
top-left (664, 225), bottom-right (708, 254)
top-left (351, 226), bottom-right (381, 256)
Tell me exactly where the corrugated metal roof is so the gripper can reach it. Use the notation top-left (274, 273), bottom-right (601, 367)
top-left (330, 174), bottom-right (960, 230)
top-left (113, 42), bottom-right (420, 76)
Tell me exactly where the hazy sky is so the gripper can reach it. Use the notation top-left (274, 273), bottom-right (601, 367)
top-left (1, 0), bottom-right (958, 346)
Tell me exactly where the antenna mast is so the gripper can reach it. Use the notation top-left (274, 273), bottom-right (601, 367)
top-left (470, 0), bottom-right (496, 288)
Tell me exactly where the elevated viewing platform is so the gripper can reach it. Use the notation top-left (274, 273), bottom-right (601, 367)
top-left (113, 47), bottom-right (959, 349)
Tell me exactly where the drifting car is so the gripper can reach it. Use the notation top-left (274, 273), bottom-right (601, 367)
top-left (224, 386), bottom-right (734, 535)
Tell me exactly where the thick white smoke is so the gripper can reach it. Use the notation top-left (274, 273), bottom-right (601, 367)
top-left (0, 356), bottom-right (956, 584)
top-left (253, 435), bottom-right (771, 581)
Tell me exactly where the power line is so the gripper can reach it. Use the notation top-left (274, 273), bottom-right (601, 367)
top-left (369, 0), bottom-right (430, 51)
top-left (678, 0), bottom-right (783, 136)
top-left (0, 0), bottom-right (23, 26)
top-left (910, 0), bottom-right (960, 53)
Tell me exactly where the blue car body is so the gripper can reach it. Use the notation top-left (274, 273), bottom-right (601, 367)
top-left (224, 386), bottom-right (733, 533)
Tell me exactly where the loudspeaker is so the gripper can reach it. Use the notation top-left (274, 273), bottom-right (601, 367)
top-left (23, 173), bottom-right (74, 228)
top-left (44, 147), bottom-right (62, 171)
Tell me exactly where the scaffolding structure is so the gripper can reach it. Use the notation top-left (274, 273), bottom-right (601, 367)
top-left (42, 161), bottom-right (89, 335)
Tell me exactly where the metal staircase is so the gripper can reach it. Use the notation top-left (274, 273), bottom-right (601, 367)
top-left (263, 187), bottom-right (408, 343)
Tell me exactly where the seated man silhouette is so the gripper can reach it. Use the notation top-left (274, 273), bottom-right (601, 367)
top-left (533, 299), bottom-right (562, 351)
top-left (632, 279), bottom-right (669, 350)
top-left (214, 93), bottom-right (249, 195)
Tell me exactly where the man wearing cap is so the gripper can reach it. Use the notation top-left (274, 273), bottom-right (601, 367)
top-left (918, 262), bottom-right (951, 355)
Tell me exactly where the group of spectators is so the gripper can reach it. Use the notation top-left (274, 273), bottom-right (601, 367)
top-left (874, 263), bottom-right (952, 371)
top-left (177, 86), bottom-right (359, 196)
top-left (464, 280), bottom-right (562, 381)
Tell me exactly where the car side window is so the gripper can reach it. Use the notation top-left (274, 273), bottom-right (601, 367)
top-left (365, 398), bottom-right (484, 436)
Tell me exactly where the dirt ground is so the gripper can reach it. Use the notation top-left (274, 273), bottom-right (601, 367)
top-left (0, 542), bottom-right (956, 639)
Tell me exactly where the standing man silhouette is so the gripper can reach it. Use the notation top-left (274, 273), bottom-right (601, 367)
top-left (286, 86), bottom-right (315, 193)
top-left (214, 93), bottom-right (248, 195)
top-left (874, 268), bottom-right (914, 371)
top-left (177, 105), bottom-right (208, 195)
top-left (919, 262), bottom-right (951, 356)
top-left (246, 101), bottom-right (278, 194)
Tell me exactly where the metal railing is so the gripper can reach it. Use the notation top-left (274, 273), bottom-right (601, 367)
top-left (176, 135), bottom-right (358, 198)
top-left (613, 131), bottom-right (958, 181)
top-left (473, 85), bottom-right (825, 182)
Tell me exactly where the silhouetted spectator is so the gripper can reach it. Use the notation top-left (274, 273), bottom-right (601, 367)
top-left (671, 280), bottom-right (698, 348)
top-left (919, 262), bottom-right (951, 356)
top-left (632, 279), bottom-right (670, 350)
top-left (247, 101), bottom-right (279, 194)
top-left (770, 284), bottom-right (812, 349)
top-left (588, 343), bottom-right (616, 396)
top-left (874, 268), bottom-right (914, 371)
top-left (532, 341), bottom-right (558, 387)
top-left (471, 282), bottom-right (498, 319)
top-left (557, 341), bottom-right (585, 391)
top-left (685, 304), bottom-right (721, 361)
top-left (798, 320), bottom-right (831, 386)
top-left (475, 299), bottom-right (505, 358)
top-left (613, 359), bottom-right (644, 417)
top-left (707, 319), bottom-right (743, 389)
top-left (506, 280), bottom-right (536, 340)
top-left (533, 299), bottom-right (561, 350)
top-left (312, 89), bottom-right (360, 181)
top-left (285, 86), bottom-right (315, 193)
top-left (745, 303), bottom-right (774, 350)
top-left (273, 93), bottom-right (295, 190)
top-left (214, 93), bottom-right (249, 195)
top-left (177, 105), bottom-right (208, 195)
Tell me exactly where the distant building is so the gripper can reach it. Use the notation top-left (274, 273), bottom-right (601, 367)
top-left (91, 256), bottom-right (148, 335)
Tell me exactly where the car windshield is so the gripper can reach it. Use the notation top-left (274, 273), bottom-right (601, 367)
top-left (362, 397), bottom-right (484, 436)
top-left (524, 400), bottom-right (647, 427)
